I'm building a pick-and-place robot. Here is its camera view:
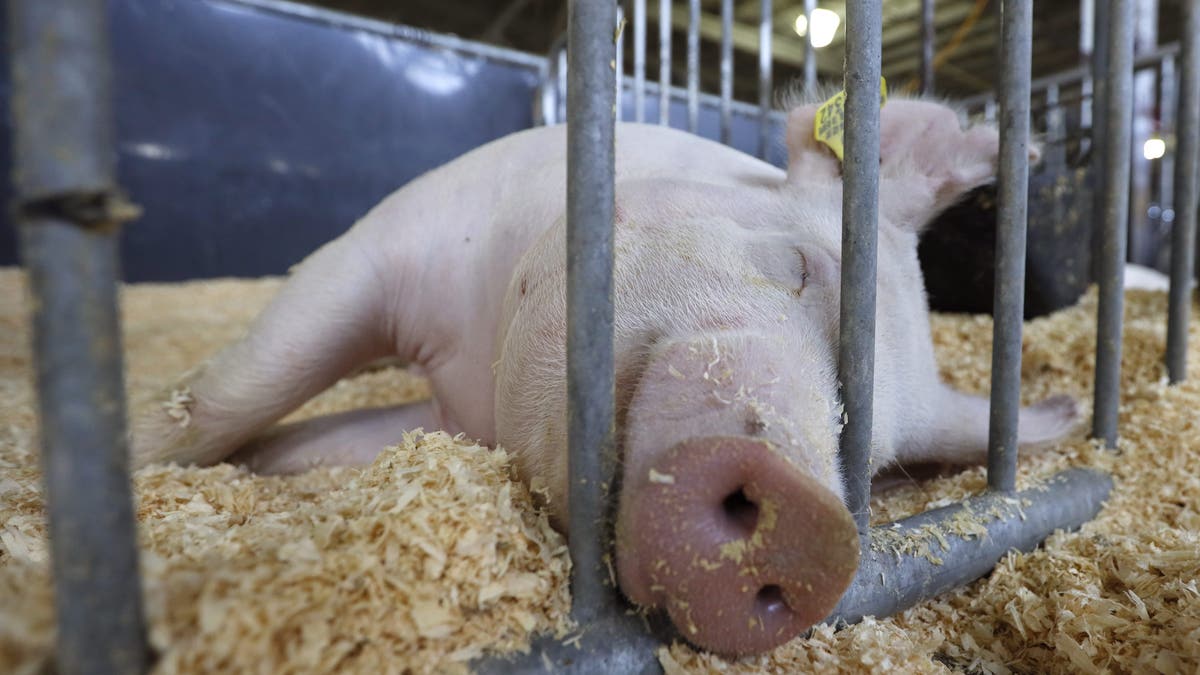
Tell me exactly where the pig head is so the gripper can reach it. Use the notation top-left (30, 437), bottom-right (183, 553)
top-left (492, 95), bottom-right (1063, 656)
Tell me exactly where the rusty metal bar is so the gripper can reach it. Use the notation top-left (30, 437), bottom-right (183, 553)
top-left (8, 0), bottom-right (151, 673)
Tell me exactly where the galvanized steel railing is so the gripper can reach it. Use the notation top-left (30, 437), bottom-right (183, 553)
top-left (9, 1), bottom-right (1199, 674)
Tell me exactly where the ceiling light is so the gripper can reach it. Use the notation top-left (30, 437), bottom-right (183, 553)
top-left (1144, 137), bottom-right (1166, 160)
top-left (793, 8), bottom-right (840, 49)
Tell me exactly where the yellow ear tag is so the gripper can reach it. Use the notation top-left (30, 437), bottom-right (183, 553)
top-left (813, 77), bottom-right (888, 161)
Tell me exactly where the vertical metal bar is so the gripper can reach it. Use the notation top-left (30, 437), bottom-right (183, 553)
top-left (984, 98), bottom-right (997, 123)
top-left (565, 0), bottom-right (617, 623)
top-left (634, 0), bottom-right (646, 122)
top-left (838, 0), bottom-right (882, 534)
top-left (558, 47), bottom-right (569, 124)
top-left (1168, 1), bottom-right (1199, 382)
top-left (987, 0), bottom-right (1033, 494)
top-left (1080, 0), bottom-right (1094, 134)
top-left (1159, 55), bottom-right (1177, 232)
top-left (1045, 84), bottom-right (1063, 143)
top-left (1093, 0), bottom-right (1135, 448)
top-left (758, 0), bottom-right (773, 159)
top-left (659, 0), bottom-right (671, 125)
top-left (720, 0), bottom-right (734, 144)
top-left (8, 1), bottom-right (150, 673)
top-left (804, 0), bottom-right (817, 92)
top-left (687, 0), bottom-right (700, 132)
top-left (617, 4), bottom-right (625, 121)
top-left (1128, 0), bottom-right (1160, 266)
top-left (1091, 0), bottom-right (1111, 281)
top-left (920, 0), bottom-right (936, 95)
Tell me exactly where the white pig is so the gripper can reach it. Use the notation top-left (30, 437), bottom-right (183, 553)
top-left (129, 93), bottom-right (1079, 656)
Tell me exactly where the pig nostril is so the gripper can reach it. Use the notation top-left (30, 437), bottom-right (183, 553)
top-left (722, 487), bottom-right (759, 534)
top-left (755, 585), bottom-right (788, 616)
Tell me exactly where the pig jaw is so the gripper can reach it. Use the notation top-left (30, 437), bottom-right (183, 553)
top-left (613, 333), bottom-right (860, 656)
top-left (614, 436), bottom-right (859, 656)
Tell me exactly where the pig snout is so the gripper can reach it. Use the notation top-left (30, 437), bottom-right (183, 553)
top-left (615, 435), bottom-right (860, 656)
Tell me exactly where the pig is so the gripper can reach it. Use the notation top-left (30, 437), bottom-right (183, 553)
top-left (128, 92), bottom-right (1080, 657)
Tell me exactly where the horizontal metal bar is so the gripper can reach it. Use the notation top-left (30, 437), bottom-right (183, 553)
top-left (958, 41), bottom-right (1180, 110)
top-left (826, 467), bottom-right (1113, 625)
top-left (220, 0), bottom-right (547, 69)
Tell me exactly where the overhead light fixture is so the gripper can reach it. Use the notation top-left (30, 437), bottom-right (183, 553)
top-left (793, 8), bottom-right (840, 49)
top-left (1143, 137), bottom-right (1166, 160)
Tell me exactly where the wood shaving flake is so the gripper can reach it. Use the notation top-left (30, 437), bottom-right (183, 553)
top-left (1, 271), bottom-right (1199, 673)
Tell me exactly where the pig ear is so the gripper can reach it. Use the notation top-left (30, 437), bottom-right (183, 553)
top-left (877, 99), bottom-right (1042, 232)
top-left (784, 103), bottom-right (843, 181)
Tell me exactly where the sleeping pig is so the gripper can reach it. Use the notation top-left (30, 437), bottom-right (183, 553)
top-left (128, 93), bottom-right (1079, 656)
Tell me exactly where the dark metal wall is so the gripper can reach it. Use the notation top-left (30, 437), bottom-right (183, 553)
top-left (0, 0), bottom-right (789, 282)
top-left (0, 0), bottom-right (544, 281)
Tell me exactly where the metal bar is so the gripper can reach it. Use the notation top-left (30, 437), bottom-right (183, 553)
top-left (919, 0), bottom-right (935, 95)
top-left (224, 0), bottom-right (548, 69)
top-left (639, 78), bottom-right (789, 125)
top-left (635, 0), bottom-right (646, 122)
top-left (1093, 0), bottom-right (1135, 448)
top-left (474, 4), bottom-right (668, 670)
top-left (804, 0), bottom-right (817, 92)
top-left (558, 47), bottom-right (569, 124)
top-left (956, 42), bottom-right (1180, 110)
top-left (1045, 84), bottom-right (1063, 142)
top-left (659, 0), bottom-right (671, 125)
top-left (987, 0), bottom-right (1033, 494)
top-left (565, 0), bottom-right (618, 625)
top-left (838, 0), bottom-right (882, 534)
top-left (1128, 0), bottom-right (1160, 267)
top-left (720, 0), bottom-right (733, 143)
top-left (983, 98), bottom-right (996, 123)
top-left (8, 1), bottom-right (150, 673)
top-left (826, 468), bottom-right (1113, 625)
top-left (617, 4), bottom-right (625, 121)
top-left (1168, 1), bottom-right (1199, 382)
top-left (687, 0), bottom-right (700, 132)
top-left (1159, 55), bottom-right (1177, 235)
top-left (758, 0), bottom-right (772, 159)
top-left (1091, 0), bottom-right (1111, 284)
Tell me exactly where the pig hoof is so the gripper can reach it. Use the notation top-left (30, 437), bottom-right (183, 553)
top-left (1020, 394), bottom-right (1080, 446)
top-left (617, 436), bottom-right (860, 656)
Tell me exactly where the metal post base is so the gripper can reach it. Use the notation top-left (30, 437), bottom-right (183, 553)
top-left (470, 607), bottom-right (674, 674)
top-left (826, 467), bottom-right (1113, 625)
top-left (470, 467), bottom-right (1110, 672)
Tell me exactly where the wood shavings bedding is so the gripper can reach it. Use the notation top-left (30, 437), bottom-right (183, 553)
top-left (1, 266), bottom-right (1197, 673)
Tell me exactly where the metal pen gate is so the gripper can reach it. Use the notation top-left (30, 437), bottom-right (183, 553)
top-left (7, 0), bottom-right (1198, 673)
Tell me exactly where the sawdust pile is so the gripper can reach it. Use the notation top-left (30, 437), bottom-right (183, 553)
top-left (1, 266), bottom-right (1198, 673)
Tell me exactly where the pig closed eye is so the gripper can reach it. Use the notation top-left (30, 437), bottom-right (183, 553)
top-left (793, 247), bottom-right (809, 286)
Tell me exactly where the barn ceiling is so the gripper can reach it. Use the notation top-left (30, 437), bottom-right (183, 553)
top-left (294, 0), bottom-right (1187, 103)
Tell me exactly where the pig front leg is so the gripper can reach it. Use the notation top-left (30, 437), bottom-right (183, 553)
top-left (129, 226), bottom-right (435, 472)
top-left (226, 402), bottom-right (439, 474)
top-left (896, 383), bottom-right (1080, 467)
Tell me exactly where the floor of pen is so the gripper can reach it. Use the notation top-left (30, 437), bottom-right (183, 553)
top-left (0, 265), bottom-right (1197, 674)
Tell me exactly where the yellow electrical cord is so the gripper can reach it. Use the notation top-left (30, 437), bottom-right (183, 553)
top-left (900, 0), bottom-right (990, 94)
